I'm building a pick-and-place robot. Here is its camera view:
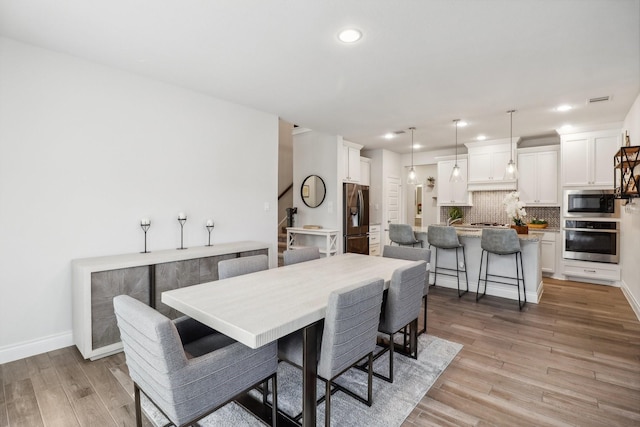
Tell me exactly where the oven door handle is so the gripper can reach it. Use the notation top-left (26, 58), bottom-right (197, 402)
top-left (564, 228), bottom-right (618, 233)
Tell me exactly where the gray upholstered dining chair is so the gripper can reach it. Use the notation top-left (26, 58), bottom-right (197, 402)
top-left (278, 278), bottom-right (385, 426)
top-left (113, 295), bottom-right (278, 427)
top-left (382, 245), bottom-right (431, 334)
top-left (388, 223), bottom-right (424, 247)
top-left (477, 228), bottom-right (526, 310)
top-left (283, 247), bottom-right (321, 266)
top-left (373, 261), bottom-right (426, 383)
top-left (427, 224), bottom-right (469, 297)
top-left (218, 254), bottom-right (268, 279)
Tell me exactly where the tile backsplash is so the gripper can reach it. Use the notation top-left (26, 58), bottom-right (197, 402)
top-left (439, 191), bottom-right (561, 228)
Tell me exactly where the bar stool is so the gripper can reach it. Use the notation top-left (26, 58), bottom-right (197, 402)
top-left (389, 223), bottom-right (424, 247)
top-left (427, 225), bottom-right (468, 297)
top-left (476, 228), bottom-right (526, 310)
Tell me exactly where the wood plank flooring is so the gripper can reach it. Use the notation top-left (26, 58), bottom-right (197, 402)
top-left (1, 278), bottom-right (638, 426)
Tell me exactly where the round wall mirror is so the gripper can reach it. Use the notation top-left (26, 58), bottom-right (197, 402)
top-left (301, 175), bottom-right (326, 208)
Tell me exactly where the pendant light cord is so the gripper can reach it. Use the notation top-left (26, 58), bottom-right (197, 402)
top-left (453, 119), bottom-right (459, 163)
top-left (508, 109), bottom-right (516, 162)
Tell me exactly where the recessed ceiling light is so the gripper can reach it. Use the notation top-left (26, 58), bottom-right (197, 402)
top-left (384, 132), bottom-right (394, 139)
top-left (456, 121), bottom-right (468, 127)
top-left (476, 135), bottom-right (487, 141)
top-left (561, 124), bottom-right (573, 131)
top-left (413, 144), bottom-right (421, 149)
top-left (338, 29), bottom-right (362, 43)
top-left (556, 104), bottom-right (572, 112)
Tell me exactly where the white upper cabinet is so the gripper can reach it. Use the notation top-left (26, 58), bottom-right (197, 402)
top-left (517, 146), bottom-right (559, 206)
top-left (343, 140), bottom-right (362, 183)
top-left (561, 129), bottom-right (621, 188)
top-left (465, 139), bottom-right (519, 191)
top-left (437, 157), bottom-right (472, 206)
top-left (360, 157), bottom-right (371, 186)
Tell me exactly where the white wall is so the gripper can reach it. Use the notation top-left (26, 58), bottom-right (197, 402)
top-left (292, 130), bottom-right (341, 247)
top-left (621, 92), bottom-right (640, 319)
top-left (0, 38), bottom-right (279, 362)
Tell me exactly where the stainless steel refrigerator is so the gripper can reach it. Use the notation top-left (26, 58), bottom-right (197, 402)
top-left (343, 182), bottom-right (369, 254)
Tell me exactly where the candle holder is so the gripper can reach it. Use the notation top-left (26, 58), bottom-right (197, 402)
top-left (205, 222), bottom-right (214, 246)
top-left (177, 217), bottom-right (187, 250)
top-left (140, 221), bottom-right (151, 253)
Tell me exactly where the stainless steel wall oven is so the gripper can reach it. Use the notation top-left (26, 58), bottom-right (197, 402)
top-left (563, 219), bottom-right (620, 264)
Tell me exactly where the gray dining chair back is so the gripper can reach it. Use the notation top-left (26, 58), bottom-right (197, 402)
top-left (277, 278), bottom-right (385, 425)
top-left (379, 261), bottom-right (427, 335)
top-left (388, 223), bottom-right (423, 247)
top-left (372, 260), bottom-right (426, 383)
top-left (318, 278), bottom-right (384, 380)
top-left (382, 245), bottom-right (431, 334)
top-left (283, 247), bottom-right (321, 266)
top-left (114, 295), bottom-right (278, 427)
top-left (218, 254), bottom-right (268, 279)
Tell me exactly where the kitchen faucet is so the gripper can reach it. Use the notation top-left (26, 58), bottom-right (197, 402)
top-left (447, 217), bottom-right (463, 226)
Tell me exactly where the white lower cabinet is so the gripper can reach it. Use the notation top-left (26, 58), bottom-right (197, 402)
top-left (563, 260), bottom-right (621, 283)
top-left (538, 232), bottom-right (558, 275)
top-left (369, 224), bottom-right (381, 256)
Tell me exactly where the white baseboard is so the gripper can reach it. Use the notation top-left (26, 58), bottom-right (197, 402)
top-left (620, 279), bottom-right (640, 322)
top-left (0, 331), bottom-right (73, 364)
top-left (430, 275), bottom-right (542, 304)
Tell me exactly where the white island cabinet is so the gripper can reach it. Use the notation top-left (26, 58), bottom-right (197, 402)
top-left (415, 226), bottom-right (543, 303)
top-left (72, 241), bottom-right (269, 360)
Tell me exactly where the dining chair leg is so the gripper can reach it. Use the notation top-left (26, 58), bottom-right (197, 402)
top-left (367, 353), bottom-right (373, 405)
top-left (388, 332), bottom-right (395, 383)
top-left (271, 374), bottom-right (278, 427)
top-left (325, 379), bottom-right (332, 427)
top-left (134, 383), bottom-right (142, 427)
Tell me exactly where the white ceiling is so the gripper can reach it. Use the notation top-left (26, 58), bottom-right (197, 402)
top-left (1, 0), bottom-right (639, 154)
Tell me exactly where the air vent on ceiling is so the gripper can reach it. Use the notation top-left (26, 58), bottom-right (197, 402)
top-left (394, 130), bottom-right (406, 135)
top-left (587, 95), bottom-right (610, 104)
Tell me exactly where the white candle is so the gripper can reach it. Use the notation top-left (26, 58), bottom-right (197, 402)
top-left (206, 219), bottom-right (214, 226)
top-left (178, 212), bottom-right (186, 220)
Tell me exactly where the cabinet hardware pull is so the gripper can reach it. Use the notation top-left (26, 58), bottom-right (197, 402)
top-left (584, 269), bottom-right (597, 273)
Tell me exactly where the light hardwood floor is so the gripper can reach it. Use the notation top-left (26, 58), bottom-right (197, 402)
top-left (1, 278), bottom-right (639, 426)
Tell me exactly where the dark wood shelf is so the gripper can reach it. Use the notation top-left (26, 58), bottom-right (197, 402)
top-left (614, 145), bottom-right (640, 199)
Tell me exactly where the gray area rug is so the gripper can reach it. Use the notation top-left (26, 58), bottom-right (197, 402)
top-left (142, 334), bottom-right (462, 426)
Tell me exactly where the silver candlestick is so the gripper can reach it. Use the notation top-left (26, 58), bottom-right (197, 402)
top-left (205, 220), bottom-right (214, 246)
top-left (140, 219), bottom-right (151, 253)
top-left (177, 214), bottom-right (187, 249)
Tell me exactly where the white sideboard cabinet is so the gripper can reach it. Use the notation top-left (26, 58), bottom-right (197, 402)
top-left (72, 241), bottom-right (269, 360)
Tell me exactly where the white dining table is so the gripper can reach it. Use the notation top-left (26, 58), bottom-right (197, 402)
top-left (162, 252), bottom-right (414, 426)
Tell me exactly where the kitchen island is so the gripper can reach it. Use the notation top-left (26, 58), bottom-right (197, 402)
top-left (415, 225), bottom-right (543, 304)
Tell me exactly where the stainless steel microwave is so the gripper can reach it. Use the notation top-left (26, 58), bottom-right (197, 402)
top-left (564, 190), bottom-right (619, 218)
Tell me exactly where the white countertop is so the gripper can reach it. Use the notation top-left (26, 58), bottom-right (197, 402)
top-left (71, 241), bottom-right (270, 272)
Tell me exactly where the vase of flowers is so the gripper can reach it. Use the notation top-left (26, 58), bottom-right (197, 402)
top-left (503, 191), bottom-right (528, 234)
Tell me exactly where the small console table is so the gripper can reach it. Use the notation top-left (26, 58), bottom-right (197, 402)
top-left (72, 241), bottom-right (269, 360)
top-left (286, 227), bottom-right (339, 257)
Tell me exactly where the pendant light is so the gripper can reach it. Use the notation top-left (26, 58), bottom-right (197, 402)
top-left (407, 127), bottom-right (418, 185)
top-left (450, 119), bottom-right (463, 182)
top-left (504, 109), bottom-right (518, 180)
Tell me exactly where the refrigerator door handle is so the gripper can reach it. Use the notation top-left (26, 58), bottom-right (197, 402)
top-left (357, 190), bottom-right (364, 227)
